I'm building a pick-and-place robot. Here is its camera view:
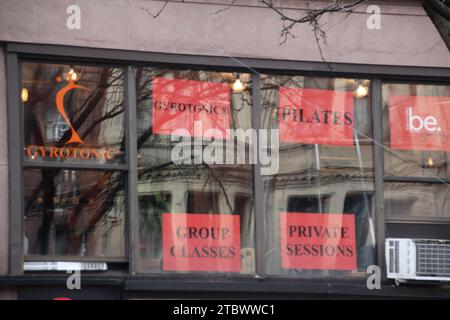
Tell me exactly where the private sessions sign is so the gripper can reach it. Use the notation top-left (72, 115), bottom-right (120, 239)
top-left (280, 212), bottom-right (357, 270)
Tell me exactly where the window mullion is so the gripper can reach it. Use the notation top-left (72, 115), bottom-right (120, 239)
top-left (125, 65), bottom-right (140, 274)
top-left (371, 78), bottom-right (386, 279)
top-left (7, 53), bottom-right (24, 275)
top-left (252, 72), bottom-right (265, 277)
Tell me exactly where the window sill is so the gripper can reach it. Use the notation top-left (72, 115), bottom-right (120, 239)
top-left (1, 274), bottom-right (450, 299)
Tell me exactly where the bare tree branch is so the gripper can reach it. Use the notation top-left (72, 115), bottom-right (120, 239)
top-left (261, 0), bottom-right (367, 68)
top-left (138, 0), bottom-right (170, 18)
top-left (213, 0), bottom-right (238, 14)
top-left (138, 0), bottom-right (449, 56)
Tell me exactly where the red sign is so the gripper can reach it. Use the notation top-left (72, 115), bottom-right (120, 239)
top-left (280, 212), bottom-right (357, 270)
top-left (389, 95), bottom-right (450, 151)
top-left (152, 77), bottom-right (231, 139)
top-left (162, 213), bottom-right (241, 272)
top-left (279, 87), bottom-right (354, 145)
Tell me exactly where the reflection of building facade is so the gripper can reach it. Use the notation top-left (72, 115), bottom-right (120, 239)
top-left (0, 0), bottom-right (450, 300)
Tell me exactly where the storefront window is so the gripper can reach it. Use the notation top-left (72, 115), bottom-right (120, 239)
top-left (18, 58), bottom-right (448, 282)
top-left (21, 62), bottom-right (127, 261)
top-left (261, 75), bottom-right (376, 277)
top-left (136, 68), bottom-right (254, 274)
top-left (22, 62), bottom-right (125, 164)
top-left (382, 83), bottom-right (450, 221)
top-left (24, 169), bottom-right (126, 257)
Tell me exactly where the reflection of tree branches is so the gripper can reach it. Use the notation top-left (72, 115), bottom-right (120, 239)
top-left (76, 172), bottom-right (124, 248)
top-left (81, 102), bottom-right (125, 142)
top-left (202, 163), bottom-right (234, 214)
top-left (70, 68), bottom-right (122, 120)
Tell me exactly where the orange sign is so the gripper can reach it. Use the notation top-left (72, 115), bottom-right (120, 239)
top-left (25, 78), bottom-right (117, 161)
top-left (55, 79), bottom-right (87, 144)
top-left (26, 145), bottom-right (115, 160)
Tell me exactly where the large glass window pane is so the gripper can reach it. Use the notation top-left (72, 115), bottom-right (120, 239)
top-left (24, 169), bottom-right (126, 258)
top-left (22, 62), bottom-right (125, 164)
top-left (261, 75), bottom-right (376, 278)
top-left (136, 68), bottom-right (254, 274)
top-left (385, 182), bottom-right (450, 219)
top-left (382, 82), bottom-right (450, 223)
top-left (382, 83), bottom-right (450, 178)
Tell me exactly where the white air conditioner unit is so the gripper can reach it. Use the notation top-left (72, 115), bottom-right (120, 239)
top-left (386, 238), bottom-right (450, 282)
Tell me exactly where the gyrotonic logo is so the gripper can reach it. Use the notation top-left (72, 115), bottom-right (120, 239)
top-left (25, 69), bottom-right (117, 161)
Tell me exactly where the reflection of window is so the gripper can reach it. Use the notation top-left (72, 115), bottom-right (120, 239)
top-left (45, 108), bottom-right (69, 142)
top-left (187, 191), bottom-right (219, 214)
top-left (343, 193), bottom-right (376, 269)
top-left (234, 194), bottom-right (254, 248)
top-left (287, 195), bottom-right (329, 213)
top-left (385, 183), bottom-right (450, 219)
top-left (234, 194), bottom-right (251, 216)
top-left (139, 192), bottom-right (172, 264)
top-left (137, 99), bottom-right (151, 137)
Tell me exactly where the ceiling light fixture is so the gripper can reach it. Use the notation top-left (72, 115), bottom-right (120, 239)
top-left (21, 87), bottom-right (29, 102)
top-left (64, 67), bottom-right (80, 82)
top-left (353, 80), bottom-right (369, 98)
top-left (231, 74), bottom-right (245, 93)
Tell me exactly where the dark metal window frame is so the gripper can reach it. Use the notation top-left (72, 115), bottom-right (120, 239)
top-left (6, 43), bottom-right (450, 291)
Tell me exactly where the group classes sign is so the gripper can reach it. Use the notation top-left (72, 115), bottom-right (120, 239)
top-left (388, 95), bottom-right (450, 151)
top-left (162, 213), bottom-right (241, 272)
top-left (280, 212), bottom-right (357, 270)
top-left (278, 87), bottom-right (355, 146)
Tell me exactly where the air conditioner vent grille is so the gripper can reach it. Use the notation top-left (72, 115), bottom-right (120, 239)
top-left (416, 243), bottom-right (450, 277)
